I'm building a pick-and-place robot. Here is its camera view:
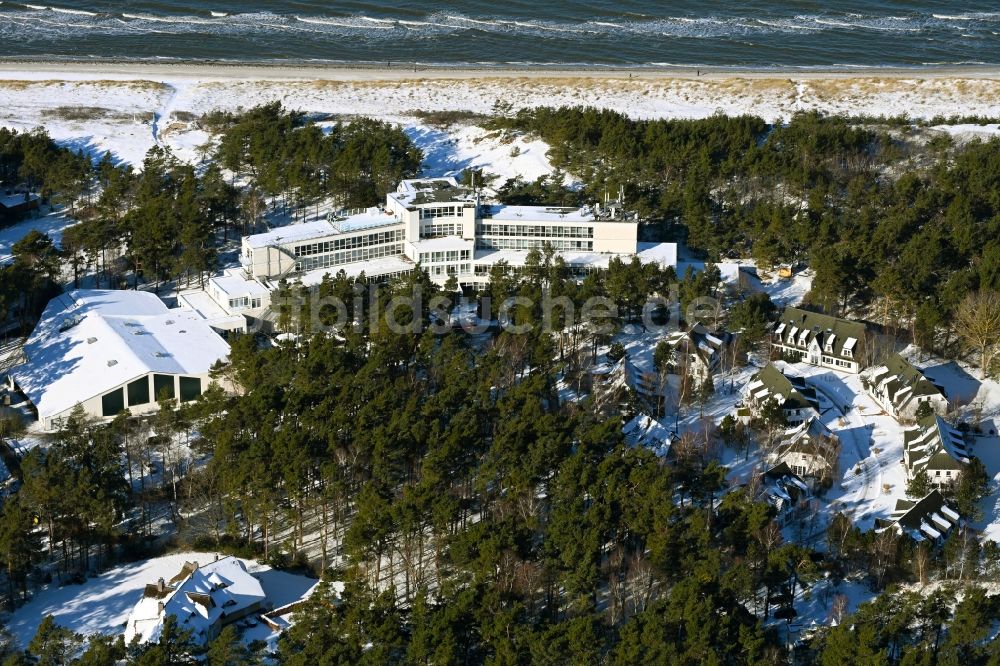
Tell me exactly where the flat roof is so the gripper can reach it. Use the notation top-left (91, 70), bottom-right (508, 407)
top-left (473, 242), bottom-right (677, 270)
top-left (243, 220), bottom-right (338, 249)
top-left (389, 177), bottom-right (475, 207)
top-left (486, 204), bottom-right (596, 223)
top-left (408, 237), bottom-right (474, 253)
top-left (244, 209), bottom-right (402, 249)
top-left (297, 255), bottom-right (415, 287)
top-left (210, 270), bottom-right (270, 298)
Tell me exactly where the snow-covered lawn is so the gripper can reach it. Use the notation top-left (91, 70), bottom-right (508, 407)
top-left (4, 551), bottom-right (318, 648)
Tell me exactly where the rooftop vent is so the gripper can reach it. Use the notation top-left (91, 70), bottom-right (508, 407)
top-left (57, 315), bottom-right (82, 332)
top-left (155, 351), bottom-right (169, 358)
top-left (165, 320), bottom-right (174, 325)
top-left (86, 337), bottom-right (97, 344)
top-left (107, 359), bottom-right (118, 367)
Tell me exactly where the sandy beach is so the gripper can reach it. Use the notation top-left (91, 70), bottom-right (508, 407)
top-left (0, 59), bottom-right (998, 171)
top-left (0, 59), bottom-right (999, 82)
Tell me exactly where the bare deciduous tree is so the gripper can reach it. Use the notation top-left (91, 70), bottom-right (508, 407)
top-left (955, 290), bottom-right (1000, 379)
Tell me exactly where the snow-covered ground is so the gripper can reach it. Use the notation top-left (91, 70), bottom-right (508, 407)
top-left (0, 207), bottom-right (75, 264)
top-left (916, 355), bottom-right (1000, 542)
top-left (405, 124), bottom-right (574, 189)
top-left (4, 551), bottom-right (318, 648)
top-left (2, 69), bottom-right (999, 173)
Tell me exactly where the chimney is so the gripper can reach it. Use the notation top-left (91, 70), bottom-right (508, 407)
top-left (157, 578), bottom-right (165, 593)
top-left (157, 601), bottom-right (165, 614)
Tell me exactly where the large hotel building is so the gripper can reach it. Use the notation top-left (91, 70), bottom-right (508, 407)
top-left (240, 177), bottom-right (676, 291)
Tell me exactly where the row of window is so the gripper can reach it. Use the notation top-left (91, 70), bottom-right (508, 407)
top-left (822, 356), bottom-right (855, 368)
top-left (295, 243), bottom-right (403, 272)
top-left (101, 374), bottom-right (202, 416)
top-left (428, 264), bottom-right (472, 276)
top-left (419, 205), bottom-right (464, 220)
top-left (477, 238), bottom-right (594, 251)
top-left (421, 223), bottom-right (462, 238)
top-left (293, 229), bottom-right (403, 257)
top-left (476, 223), bottom-right (594, 238)
top-left (228, 297), bottom-right (262, 310)
top-left (418, 250), bottom-right (471, 264)
top-left (775, 341), bottom-right (853, 360)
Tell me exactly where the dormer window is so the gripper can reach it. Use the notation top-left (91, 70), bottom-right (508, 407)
top-left (825, 333), bottom-right (836, 352)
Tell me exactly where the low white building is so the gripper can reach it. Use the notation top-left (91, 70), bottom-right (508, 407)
top-left (7, 290), bottom-right (231, 430)
top-left (124, 556), bottom-right (266, 645)
top-left (240, 177), bottom-right (677, 289)
top-left (176, 268), bottom-right (271, 333)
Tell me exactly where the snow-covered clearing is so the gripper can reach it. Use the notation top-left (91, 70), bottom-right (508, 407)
top-left (4, 551), bottom-right (319, 648)
top-left (406, 124), bottom-right (573, 188)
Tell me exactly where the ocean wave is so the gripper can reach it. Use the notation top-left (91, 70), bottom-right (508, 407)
top-left (48, 5), bottom-right (95, 15)
top-left (0, 6), bottom-right (997, 65)
top-left (121, 13), bottom-right (216, 26)
top-left (932, 12), bottom-right (1000, 21)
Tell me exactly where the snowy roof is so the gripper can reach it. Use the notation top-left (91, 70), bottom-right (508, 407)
top-left (390, 177), bottom-right (476, 207)
top-left (243, 220), bottom-right (340, 249)
top-left (903, 414), bottom-right (969, 474)
top-left (210, 270), bottom-right (270, 298)
top-left (887, 490), bottom-right (960, 541)
top-left (745, 364), bottom-right (820, 413)
top-left (243, 210), bottom-right (402, 250)
top-left (296, 255), bottom-right (415, 287)
top-left (774, 416), bottom-right (840, 463)
top-left (11, 290), bottom-right (230, 420)
top-left (0, 192), bottom-right (39, 209)
top-left (473, 242), bottom-right (677, 271)
top-left (329, 207), bottom-right (400, 233)
top-left (868, 353), bottom-right (946, 412)
top-left (622, 413), bottom-right (673, 457)
top-left (125, 556), bottom-right (265, 645)
top-left (408, 237), bottom-right (475, 253)
top-left (636, 242), bottom-right (678, 268)
top-left (486, 204), bottom-right (600, 223)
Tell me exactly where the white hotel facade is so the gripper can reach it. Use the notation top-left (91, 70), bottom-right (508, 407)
top-left (239, 177), bottom-right (676, 291)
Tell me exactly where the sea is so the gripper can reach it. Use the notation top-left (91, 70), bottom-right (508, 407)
top-left (0, 1), bottom-right (998, 69)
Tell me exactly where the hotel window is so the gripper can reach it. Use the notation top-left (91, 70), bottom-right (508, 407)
top-left (153, 374), bottom-right (175, 401)
top-left (127, 377), bottom-right (150, 407)
top-left (101, 388), bottom-right (125, 417)
top-left (179, 377), bottom-right (202, 402)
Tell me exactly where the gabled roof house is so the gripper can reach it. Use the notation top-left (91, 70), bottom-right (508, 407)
top-left (772, 307), bottom-right (869, 374)
top-left (125, 556), bottom-right (267, 645)
top-left (741, 364), bottom-right (820, 425)
top-left (877, 490), bottom-right (961, 542)
top-left (865, 353), bottom-right (948, 420)
top-left (903, 414), bottom-right (970, 488)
